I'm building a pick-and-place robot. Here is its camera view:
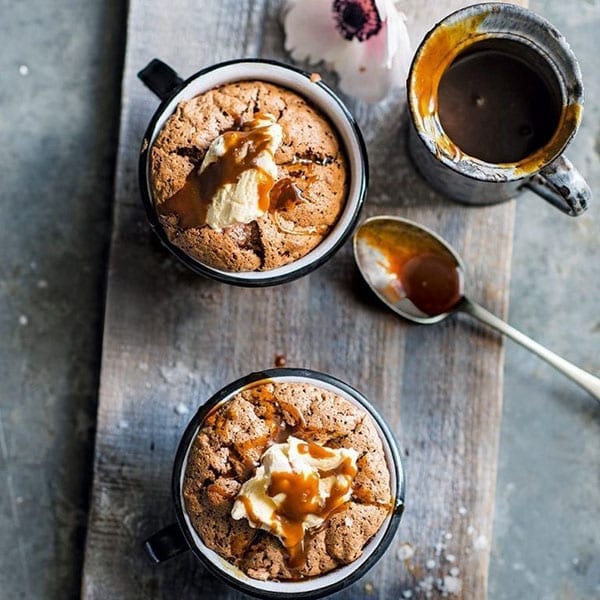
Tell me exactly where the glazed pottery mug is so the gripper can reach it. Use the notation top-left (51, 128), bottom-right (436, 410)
top-left (137, 59), bottom-right (368, 286)
top-left (144, 368), bottom-right (405, 599)
top-left (407, 2), bottom-right (591, 216)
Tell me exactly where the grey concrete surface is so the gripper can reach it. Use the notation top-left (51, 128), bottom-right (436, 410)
top-left (489, 2), bottom-right (600, 598)
top-left (0, 1), bottom-right (597, 599)
top-left (0, 1), bottom-right (126, 598)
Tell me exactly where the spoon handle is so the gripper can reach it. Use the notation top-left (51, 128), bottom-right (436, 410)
top-left (458, 297), bottom-right (600, 402)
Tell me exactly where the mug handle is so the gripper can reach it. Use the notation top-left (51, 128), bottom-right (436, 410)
top-left (144, 523), bottom-right (189, 564)
top-left (522, 155), bottom-right (591, 217)
top-left (138, 58), bottom-right (184, 101)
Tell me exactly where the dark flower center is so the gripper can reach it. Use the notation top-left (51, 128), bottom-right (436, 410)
top-left (333, 0), bottom-right (382, 42)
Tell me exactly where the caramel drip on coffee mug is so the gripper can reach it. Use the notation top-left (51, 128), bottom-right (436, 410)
top-left (410, 11), bottom-right (488, 159)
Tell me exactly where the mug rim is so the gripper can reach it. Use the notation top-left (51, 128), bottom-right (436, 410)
top-left (170, 368), bottom-right (405, 599)
top-left (407, 1), bottom-right (584, 182)
top-left (138, 58), bottom-right (368, 287)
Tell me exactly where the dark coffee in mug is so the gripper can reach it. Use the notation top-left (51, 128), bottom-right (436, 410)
top-left (437, 41), bottom-right (562, 164)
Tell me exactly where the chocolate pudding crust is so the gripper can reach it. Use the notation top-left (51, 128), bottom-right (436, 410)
top-left (182, 382), bottom-right (392, 581)
top-left (150, 81), bottom-right (348, 272)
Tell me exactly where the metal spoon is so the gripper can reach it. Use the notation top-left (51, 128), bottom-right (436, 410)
top-left (353, 215), bottom-right (600, 401)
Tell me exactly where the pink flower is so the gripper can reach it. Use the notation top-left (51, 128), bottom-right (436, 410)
top-left (282, 0), bottom-right (411, 103)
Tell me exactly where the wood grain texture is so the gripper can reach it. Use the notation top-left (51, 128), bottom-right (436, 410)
top-left (82, 1), bottom-right (524, 597)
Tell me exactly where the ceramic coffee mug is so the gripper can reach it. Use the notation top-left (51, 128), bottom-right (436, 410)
top-left (138, 59), bottom-right (368, 286)
top-left (407, 2), bottom-right (591, 216)
top-left (144, 368), bottom-right (405, 599)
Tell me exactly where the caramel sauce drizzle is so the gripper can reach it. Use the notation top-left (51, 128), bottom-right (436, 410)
top-left (269, 177), bottom-right (328, 237)
top-left (159, 169), bottom-right (208, 229)
top-left (265, 455), bottom-right (358, 568)
top-left (156, 116), bottom-right (319, 231)
top-left (269, 177), bottom-right (307, 213)
top-left (358, 223), bottom-right (462, 316)
top-left (298, 440), bottom-right (334, 460)
top-left (227, 384), bottom-right (361, 571)
top-left (158, 115), bottom-right (276, 228)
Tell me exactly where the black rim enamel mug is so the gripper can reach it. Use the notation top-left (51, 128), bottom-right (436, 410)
top-left (144, 368), bottom-right (405, 599)
top-left (137, 59), bottom-right (369, 286)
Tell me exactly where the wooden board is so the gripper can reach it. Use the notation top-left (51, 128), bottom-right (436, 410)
top-left (82, 1), bottom-right (523, 597)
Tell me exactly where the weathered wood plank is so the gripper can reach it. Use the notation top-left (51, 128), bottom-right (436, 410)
top-left (82, 1), bottom-right (523, 597)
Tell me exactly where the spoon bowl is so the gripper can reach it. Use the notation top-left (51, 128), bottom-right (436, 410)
top-left (353, 215), bottom-right (600, 402)
top-left (353, 216), bottom-right (465, 324)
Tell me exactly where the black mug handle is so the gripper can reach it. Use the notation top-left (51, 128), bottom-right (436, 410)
top-left (138, 58), bottom-right (184, 101)
top-left (144, 523), bottom-right (189, 564)
top-left (522, 155), bottom-right (591, 217)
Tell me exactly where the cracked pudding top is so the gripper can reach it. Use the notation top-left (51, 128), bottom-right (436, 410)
top-left (150, 81), bottom-right (348, 272)
top-left (182, 381), bottom-right (392, 581)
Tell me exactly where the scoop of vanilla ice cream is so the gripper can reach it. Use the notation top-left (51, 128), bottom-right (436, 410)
top-left (231, 436), bottom-right (358, 544)
top-left (201, 114), bottom-right (283, 231)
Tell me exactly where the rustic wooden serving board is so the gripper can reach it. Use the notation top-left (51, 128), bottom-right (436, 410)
top-left (82, 1), bottom-right (524, 598)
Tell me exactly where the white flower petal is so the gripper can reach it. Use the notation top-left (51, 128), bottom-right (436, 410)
top-left (333, 16), bottom-right (410, 102)
top-left (332, 37), bottom-right (391, 102)
top-left (283, 0), bottom-right (341, 64)
top-left (374, 0), bottom-right (392, 19)
top-left (382, 0), bottom-right (411, 73)
top-left (282, 0), bottom-right (411, 103)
